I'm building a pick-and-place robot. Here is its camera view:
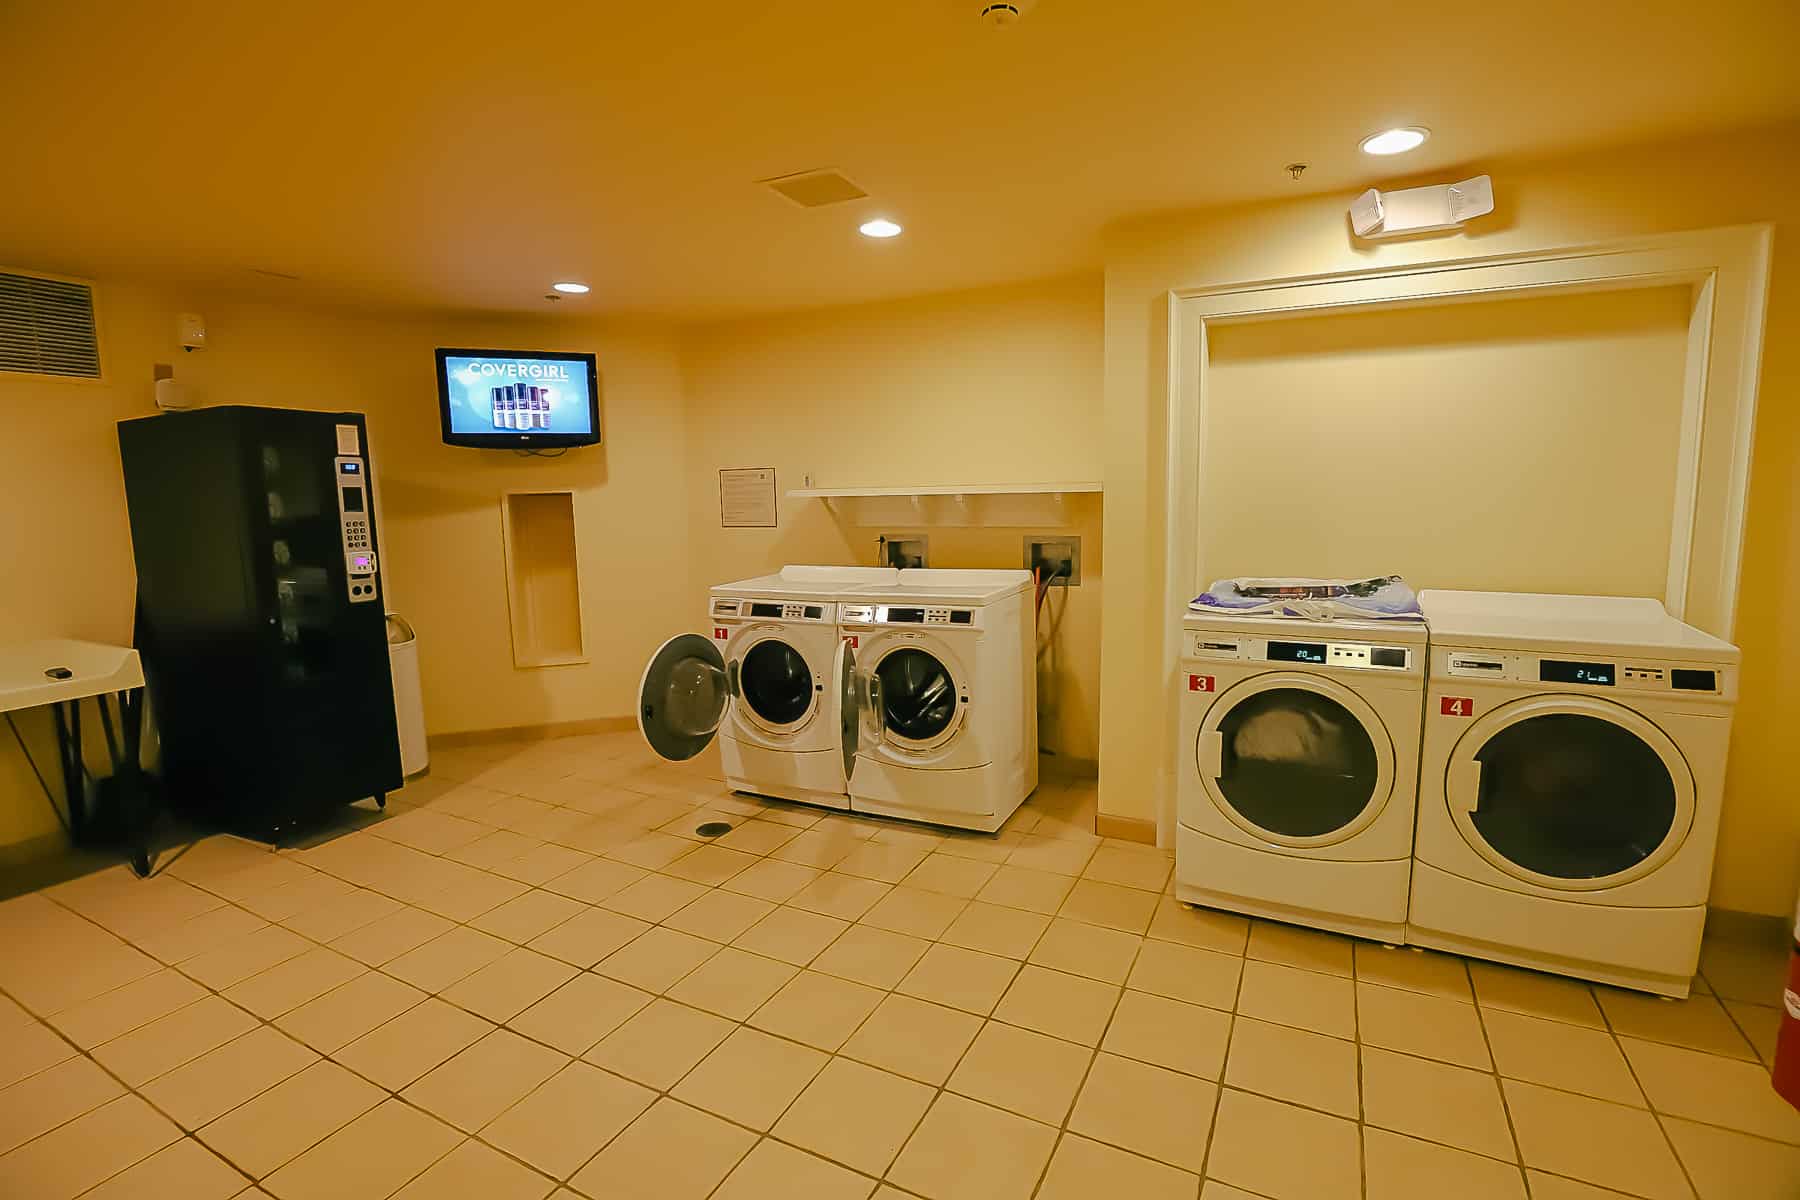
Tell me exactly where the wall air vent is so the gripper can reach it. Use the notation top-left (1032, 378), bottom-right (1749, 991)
top-left (0, 272), bottom-right (100, 378)
top-left (761, 169), bottom-right (869, 208)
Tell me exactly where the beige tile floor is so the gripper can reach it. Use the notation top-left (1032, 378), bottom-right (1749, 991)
top-left (1, 731), bottom-right (1796, 1199)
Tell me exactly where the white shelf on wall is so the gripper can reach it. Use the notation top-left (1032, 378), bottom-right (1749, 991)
top-left (786, 481), bottom-right (1102, 499)
top-left (786, 481), bottom-right (1102, 527)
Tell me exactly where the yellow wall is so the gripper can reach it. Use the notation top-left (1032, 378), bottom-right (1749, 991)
top-left (1101, 122), bottom-right (1800, 914)
top-left (8, 122), bottom-right (1798, 919)
top-left (1202, 286), bottom-right (1692, 596)
top-left (679, 276), bottom-right (1105, 766)
top-left (0, 281), bottom-right (691, 854)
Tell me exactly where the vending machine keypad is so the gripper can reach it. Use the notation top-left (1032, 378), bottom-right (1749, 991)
top-left (335, 456), bottom-right (379, 603)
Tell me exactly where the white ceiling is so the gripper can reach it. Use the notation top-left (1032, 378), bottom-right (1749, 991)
top-left (2, 1), bottom-right (1795, 319)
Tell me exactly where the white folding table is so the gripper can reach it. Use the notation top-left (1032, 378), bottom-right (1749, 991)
top-left (0, 639), bottom-right (153, 876)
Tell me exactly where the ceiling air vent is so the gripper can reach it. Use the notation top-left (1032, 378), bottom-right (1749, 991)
top-left (762, 169), bottom-right (869, 208)
top-left (0, 272), bottom-right (101, 379)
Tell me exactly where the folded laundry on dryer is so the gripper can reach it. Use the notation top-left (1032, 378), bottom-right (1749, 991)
top-left (1192, 575), bottom-right (1423, 620)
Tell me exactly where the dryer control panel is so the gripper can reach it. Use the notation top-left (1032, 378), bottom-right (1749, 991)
top-left (1183, 630), bottom-right (1417, 673)
top-left (1440, 650), bottom-right (1732, 697)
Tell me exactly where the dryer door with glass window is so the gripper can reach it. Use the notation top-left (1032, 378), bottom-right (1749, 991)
top-left (1444, 695), bottom-right (1695, 891)
top-left (1195, 673), bottom-right (1395, 847)
top-left (639, 633), bottom-right (729, 762)
top-left (735, 632), bottom-right (819, 735)
top-left (869, 640), bottom-right (965, 751)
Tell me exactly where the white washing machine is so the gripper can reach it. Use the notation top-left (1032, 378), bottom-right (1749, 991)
top-left (638, 566), bottom-right (897, 808)
top-left (1408, 590), bottom-right (1739, 997)
top-left (1176, 612), bottom-right (1428, 943)
top-left (839, 569), bottom-right (1038, 832)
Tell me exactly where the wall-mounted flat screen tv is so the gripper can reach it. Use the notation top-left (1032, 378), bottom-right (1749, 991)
top-left (436, 348), bottom-right (600, 449)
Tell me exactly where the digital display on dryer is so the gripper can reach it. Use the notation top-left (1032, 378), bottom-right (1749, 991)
top-left (1540, 659), bottom-right (1615, 686)
top-left (1268, 641), bottom-right (1328, 664)
top-left (749, 603), bottom-right (782, 618)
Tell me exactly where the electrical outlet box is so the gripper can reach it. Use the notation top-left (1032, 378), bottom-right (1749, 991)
top-left (1024, 536), bottom-right (1081, 586)
top-left (881, 536), bottom-right (928, 569)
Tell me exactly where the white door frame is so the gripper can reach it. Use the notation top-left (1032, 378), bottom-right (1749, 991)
top-left (1159, 224), bottom-right (1772, 844)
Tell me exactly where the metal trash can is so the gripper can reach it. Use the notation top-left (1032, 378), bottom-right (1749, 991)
top-left (386, 614), bottom-right (429, 777)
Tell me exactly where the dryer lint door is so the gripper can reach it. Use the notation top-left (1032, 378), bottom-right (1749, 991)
top-left (1444, 695), bottom-right (1695, 891)
top-left (1195, 672), bottom-right (1396, 847)
top-left (639, 633), bottom-right (731, 761)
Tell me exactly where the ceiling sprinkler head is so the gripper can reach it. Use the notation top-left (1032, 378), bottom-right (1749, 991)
top-left (1286, 163), bottom-right (1308, 181)
top-left (979, 1), bottom-right (1035, 28)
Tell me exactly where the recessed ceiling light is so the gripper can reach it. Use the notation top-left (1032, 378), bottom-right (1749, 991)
top-left (858, 218), bottom-right (903, 239)
top-left (551, 281), bottom-right (590, 294)
top-left (1360, 127), bottom-right (1429, 156)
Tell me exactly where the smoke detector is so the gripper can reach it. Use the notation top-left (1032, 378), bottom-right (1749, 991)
top-left (979, 0), bottom-right (1037, 27)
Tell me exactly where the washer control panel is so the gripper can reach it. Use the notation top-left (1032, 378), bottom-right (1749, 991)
top-left (335, 456), bottom-right (378, 604)
top-left (840, 605), bottom-right (976, 627)
top-left (712, 598), bottom-right (832, 622)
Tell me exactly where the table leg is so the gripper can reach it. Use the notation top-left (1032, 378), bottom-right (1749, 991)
top-left (49, 701), bottom-right (84, 845)
top-left (119, 689), bottom-right (151, 877)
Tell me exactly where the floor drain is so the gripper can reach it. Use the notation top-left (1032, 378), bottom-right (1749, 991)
top-left (695, 821), bottom-right (733, 838)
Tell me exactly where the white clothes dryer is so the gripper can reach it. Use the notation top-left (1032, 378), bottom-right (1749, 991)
top-left (839, 569), bottom-right (1037, 831)
top-left (1408, 590), bottom-right (1739, 997)
top-left (1176, 612), bottom-right (1429, 942)
top-left (638, 566), bottom-right (897, 808)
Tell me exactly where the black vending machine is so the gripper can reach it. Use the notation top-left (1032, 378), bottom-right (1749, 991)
top-left (118, 405), bottom-right (402, 840)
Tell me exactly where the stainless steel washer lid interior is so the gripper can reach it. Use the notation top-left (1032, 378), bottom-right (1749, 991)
top-left (1443, 693), bottom-right (1696, 891)
top-left (639, 633), bottom-right (729, 761)
top-left (1195, 670), bottom-right (1396, 847)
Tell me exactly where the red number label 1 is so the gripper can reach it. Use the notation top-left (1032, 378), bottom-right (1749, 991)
top-left (713, 627), bottom-right (729, 640)
top-left (1441, 696), bottom-right (1473, 717)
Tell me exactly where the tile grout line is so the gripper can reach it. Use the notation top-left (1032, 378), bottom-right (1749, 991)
top-left (1458, 954), bottom-right (1532, 1197)
top-left (1191, 930), bottom-right (1245, 1194)
top-left (0, 977), bottom-right (261, 1198)
top-left (14, 751), bottom-right (1783, 1200)
top-left (324, 767), bottom-right (1105, 1194)
top-left (40, 839), bottom-right (1785, 1195)
top-left (1598, 984), bottom-right (1706, 1198)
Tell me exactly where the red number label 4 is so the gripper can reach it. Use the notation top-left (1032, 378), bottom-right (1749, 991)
top-left (1441, 696), bottom-right (1474, 717)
